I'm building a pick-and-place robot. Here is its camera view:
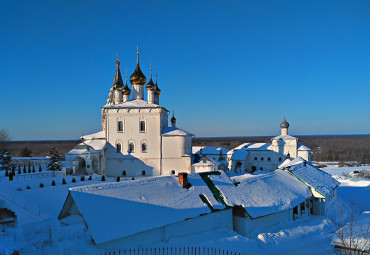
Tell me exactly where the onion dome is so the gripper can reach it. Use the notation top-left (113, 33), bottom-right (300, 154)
top-left (112, 59), bottom-right (124, 91)
top-left (171, 114), bottom-right (176, 124)
top-left (154, 75), bottom-right (161, 95)
top-left (130, 45), bottom-right (146, 85)
top-left (280, 117), bottom-right (289, 129)
top-left (122, 73), bottom-right (131, 95)
top-left (146, 60), bottom-right (155, 90)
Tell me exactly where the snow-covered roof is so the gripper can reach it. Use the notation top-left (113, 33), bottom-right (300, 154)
top-left (210, 170), bottom-right (312, 219)
top-left (272, 135), bottom-right (297, 140)
top-left (278, 157), bottom-right (305, 169)
top-left (103, 99), bottom-right (167, 111)
top-left (82, 139), bottom-right (106, 151)
top-left (245, 143), bottom-right (271, 150)
top-left (231, 148), bottom-right (248, 161)
top-left (59, 175), bottom-right (225, 244)
top-left (193, 146), bottom-right (230, 155)
top-left (81, 130), bottom-right (105, 140)
top-left (192, 157), bottom-right (218, 167)
top-left (162, 127), bottom-right (194, 136)
top-left (298, 143), bottom-right (311, 151)
top-left (284, 159), bottom-right (340, 197)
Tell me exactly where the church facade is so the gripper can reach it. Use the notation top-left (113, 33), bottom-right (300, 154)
top-left (65, 48), bottom-right (193, 177)
top-left (227, 118), bottom-right (312, 173)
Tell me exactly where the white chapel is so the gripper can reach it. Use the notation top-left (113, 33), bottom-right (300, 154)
top-left (65, 47), bottom-right (193, 177)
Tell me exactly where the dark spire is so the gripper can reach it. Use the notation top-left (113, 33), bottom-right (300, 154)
top-left (146, 59), bottom-right (155, 90)
top-left (112, 53), bottom-right (124, 90)
top-left (154, 72), bottom-right (161, 95)
top-left (122, 68), bottom-right (131, 95)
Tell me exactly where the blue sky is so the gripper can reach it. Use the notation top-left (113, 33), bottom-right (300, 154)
top-left (1, 1), bottom-right (369, 140)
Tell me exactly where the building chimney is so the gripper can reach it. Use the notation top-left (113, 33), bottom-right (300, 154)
top-left (178, 172), bottom-right (189, 188)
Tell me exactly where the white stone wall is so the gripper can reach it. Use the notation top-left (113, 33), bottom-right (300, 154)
top-left (103, 106), bottom-right (167, 177)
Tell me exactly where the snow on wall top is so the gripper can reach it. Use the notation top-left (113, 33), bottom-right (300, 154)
top-left (285, 161), bottom-right (340, 197)
top-left (210, 170), bottom-right (312, 219)
top-left (193, 147), bottom-right (230, 155)
top-left (66, 174), bottom-right (224, 244)
top-left (81, 130), bottom-right (105, 140)
top-left (272, 135), bottom-right (297, 140)
top-left (162, 127), bottom-right (194, 136)
top-left (103, 99), bottom-right (166, 110)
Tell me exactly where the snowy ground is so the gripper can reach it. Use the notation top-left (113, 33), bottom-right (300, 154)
top-left (0, 164), bottom-right (369, 254)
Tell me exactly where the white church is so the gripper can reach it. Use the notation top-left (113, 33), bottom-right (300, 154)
top-left (65, 48), bottom-right (193, 177)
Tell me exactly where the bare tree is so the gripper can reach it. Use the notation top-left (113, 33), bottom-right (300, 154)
top-left (0, 129), bottom-right (10, 149)
top-left (332, 203), bottom-right (370, 254)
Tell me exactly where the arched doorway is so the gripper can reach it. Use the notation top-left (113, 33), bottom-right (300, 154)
top-left (74, 157), bottom-right (87, 175)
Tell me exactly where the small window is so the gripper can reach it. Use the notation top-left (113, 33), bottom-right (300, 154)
top-left (261, 157), bottom-right (264, 161)
top-left (268, 157), bottom-right (271, 161)
top-left (171, 170), bottom-right (175, 175)
top-left (116, 143), bottom-right (122, 153)
top-left (260, 167), bottom-right (263, 170)
top-left (122, 171), bottom-right (126, 176)
top-left (254, 157), bottom-right (257, 161)
top-left (279, 157), bottom-right (282, 161)
top-left (117, 121), bottom-right (123, 132)
top-left (140, 120), bottom-right (146, 132)
top-left (142, 170), bottom-right (146, 176)
top-left (142, 143), bottom-right (147, 153)
top-left (128, 143), bottom-right (135, 153)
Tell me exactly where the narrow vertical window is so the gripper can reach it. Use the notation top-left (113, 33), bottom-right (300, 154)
top-left (142, 143), bottom-right (147, 153)
top-left (117, 121), bottom-right (123, 132)
top-left (116, 143), bottom-right (121, 153)
top-left (140, 120), bottom-right (145, 132)
top-left (122, 171), bottom-right (126, 176)
top-left (128, 143), bottom-right (135, 153)
top-left (142, 170), bottom-right (146, 176)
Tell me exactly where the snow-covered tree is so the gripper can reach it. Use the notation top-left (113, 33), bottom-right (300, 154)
top-left (0, 129), bottom-right (10, 149)
top-left (0, 147), bottom-right (13, 171)
top-left (47, 146), bottom-right (62, 171)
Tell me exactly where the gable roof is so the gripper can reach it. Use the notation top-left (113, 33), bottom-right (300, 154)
top-left (162, 127), bottom-right (194, 136)
top-left (58, 175), bottom-right (224, 244)
top-left (193, 146), bottom-right (230, 155)
top-left (284, 158), bottom-right (340, 197)
top-left (209, 170), bottom-right (312, 219)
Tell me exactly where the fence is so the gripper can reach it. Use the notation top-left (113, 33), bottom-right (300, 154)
top-left (0, 171), bottom-right (65, 182)
top-left (97, 247), bottom-right (245, 255)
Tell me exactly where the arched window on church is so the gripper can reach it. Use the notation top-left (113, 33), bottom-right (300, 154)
top-left (122, 170), bottom-right (126, 176)
top-left (116, 143), bottom-right (122, 153)
top-left (117, 120), bottom-right (123, 132)
top-left (142, 142), bottom-right (147, 153)
top-left (128, 142), bottom-right (135, 153)
top-left (142, 170), bottom-right (146, 176)
top-left (140, 120), bottom-right (146, 132)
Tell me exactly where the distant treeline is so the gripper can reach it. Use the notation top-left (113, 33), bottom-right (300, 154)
top-left (5, 135), bottom-right (370, 164)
